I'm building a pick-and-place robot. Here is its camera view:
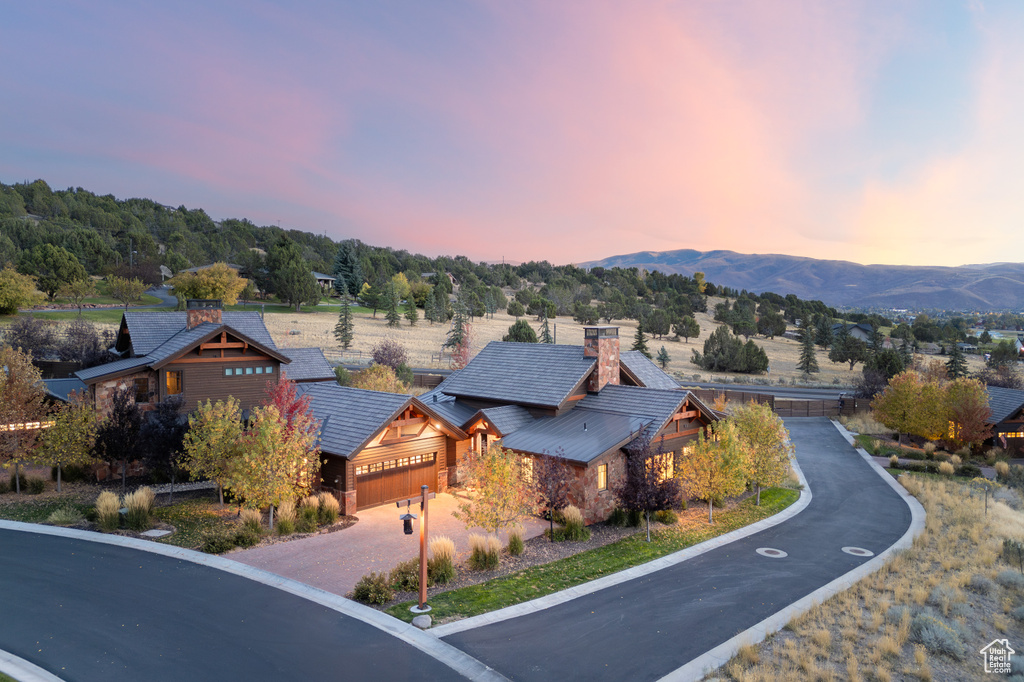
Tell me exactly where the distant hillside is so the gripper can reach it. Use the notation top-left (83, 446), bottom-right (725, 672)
top-left (581, 249), bottom-right (1024, 310)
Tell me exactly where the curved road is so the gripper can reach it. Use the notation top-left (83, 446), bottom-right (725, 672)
top-left (442, 418), bottom-right (912, 681)
top-left (0, 418), bottom-right (913, 681)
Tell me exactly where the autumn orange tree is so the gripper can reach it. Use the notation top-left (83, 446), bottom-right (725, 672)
top-left (181, 397), bottom-right (244, 505)
top-left (944, 377), bottom-right (992, 451)
top-left (677, 422), bottom-right (747, 523)
top-left (732, 401), bottom-right (792, 505)
top-left (34, 392), bottom-right (97, 492)
top-left (454, 442), bottom-right (534, 536)
top-left (0, 346), bottom-right (49, 493)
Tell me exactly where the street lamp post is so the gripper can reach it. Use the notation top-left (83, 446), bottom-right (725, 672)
top-left (397, 485), bottom-right (434, 613)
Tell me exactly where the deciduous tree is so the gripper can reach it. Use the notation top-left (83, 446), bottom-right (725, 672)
top-left (533, 452), bottom-right (573, 542)
top-left (107, 275), bottom-right (147, 310)
top-left (0, 346), bottom-right (49, 493)
top-left (351, 364), bottom-right (406, 393)
top-left (58, 278), bottom-right (97, 315)
top-left (732, 402), bottom-right (792, 505)
top-left (140, 397), bottom-right (188, 501)
top-left (34, 392), bottom-right (97, 493)
top-left (167, 263), bottom-right (247, 306)
top-left (944, 377), bottom-right (991, 451)
top-left (181, 397), bottom-right (244, 505)
top-left (18, 243), bottom-right (88, 301)
top-left (677, 423), bottom-right (746, 523)
top-left (0, 266), bottom-right (39, 314)
top-left (454, 443), bottom-right (534, 535)
top-left (615, 434), bottom-right (682, 541)
top-left (96, 384), bottom-right (143, 493)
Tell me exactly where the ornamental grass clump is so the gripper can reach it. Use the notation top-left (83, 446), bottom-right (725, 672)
top-left (938, 462), bottom-right (955, 476)
top-left (429, 535), bottom-right (457, 584)
top-left (318, 492), bottom-right (340, 525)
top-left (995, 461), bottom-right (1010, 478)
top-left (506, 527), bottom-right (524, 556)
top-left (239, 507), bottom-right (263, 534)
top-left (889, 454), bottom-right (900, 468)
top-left (560, 505), bottom-right (590, 541)
top-left (468, 533), bottom-right (501, 570)
top-left (123, 487), bottom-right (155, 531)
top-left (297, 496), bottom-right (319, 533)
top-left (95, 491), bottom-right (120, 532)
top-left (46, 505), bottom-right (84, 526)
top-left (276, 499), bottom-right (296, 535)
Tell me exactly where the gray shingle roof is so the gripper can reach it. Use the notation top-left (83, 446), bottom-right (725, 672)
top-left (43, 378), bottom-right (87, 402)
top-left (123, 311), bottom-right (277, 355)
top-left (441, 342), bottom-right (595, 408)
top-left (620, 351), bottom-right (680, 390)
top-left (297, 383), bottom-right (411, 458)
top-left (502, 409), bottom-right (648, 463)
top-left (986, 386), bottom-right (1024, 424)
top-left (145, 323), bottom-right (223, 365)
top-left (420, 391), bottom-right (477, 429)
top-left (476, 405), bottom-right (536, 436)
top-left (576, 384), bottom-right (689, 441)
top-left (75, 355), bottom-right (151, 381)
top-left (280, 348), bottom-right (335, 382)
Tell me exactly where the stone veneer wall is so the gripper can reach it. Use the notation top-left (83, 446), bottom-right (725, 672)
top-left (186, 308), bottom-right (222, 329)
top-left (574, 450), bottom-right (626, 525)
top-left (94, 371), bottom-right (157, 417)
top-left (584, 335), bottom-right (620, 393)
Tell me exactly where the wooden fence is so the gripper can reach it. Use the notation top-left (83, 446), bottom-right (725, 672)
top-left (688, 388), bottom-right (870, 418)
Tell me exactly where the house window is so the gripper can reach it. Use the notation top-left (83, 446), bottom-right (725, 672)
top-left (255, 367), bottom-right (263, 374)
top-left (133, 378), bottom-right (150, 403)
top-left (245, 367), bottom-right (254, 375)
top-left (1004, 431), bottom-right (1024, 438)
top-left (355, 452), bottom-right (435, 476)
top-left (224, 368), bottom-right (233, 377)
top-left (166, 370), bottom-right (183, 396)
top-left (597, 464), bottom-right (608, 491)
top-left (265, 366), bottom-right (273, 374)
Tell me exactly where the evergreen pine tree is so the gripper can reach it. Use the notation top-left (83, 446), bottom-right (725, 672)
top-left (444, 299), bottom-right (469, 349)
top-left (797, 318), bottom-right (819, 375)
top-left (332, 239), bottom-right (363, 296)
top-left (814, 315), bottom-right (834, 349)
top-left (632, 321), bottom-right (651, 359)
top-left (385, 282), bottom-right (401, 327)
top-left (333, 294), bottom-right (354, 350)
top-left (946, 341), bottom-right (968, 379)
top-left (404, 297), bottom-right (418, 326)
top-left (656, 346), bottom-right (670, 369)
top-left (538, 313), bottom-right (553, 344)
top-left (899, 338), bottom-right (913, 368)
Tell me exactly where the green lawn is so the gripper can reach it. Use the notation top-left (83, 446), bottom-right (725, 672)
top-left (0, 495), bottom-right (92, 523)
top-left (153, 497), bottom-right (238, 550)
top-left (386, 488), bottom-right (799, 623)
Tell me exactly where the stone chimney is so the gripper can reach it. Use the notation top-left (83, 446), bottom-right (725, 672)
top-left (583, 325), bottom-right (620, 392)
top-left (186, 299), bottom-right (223, 329)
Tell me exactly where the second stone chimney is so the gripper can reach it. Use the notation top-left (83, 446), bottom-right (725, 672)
top-left (186, 299), bottom-right (223, 329)
top-left (583, 325), bottom-right (620, 392)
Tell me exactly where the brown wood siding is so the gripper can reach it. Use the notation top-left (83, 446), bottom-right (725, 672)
top-left (355, 435), bottom-right (445, 509)
top-left (161, 359), bottom-right (282, 413)
top-left (321, 454), bottom-right (347, 491)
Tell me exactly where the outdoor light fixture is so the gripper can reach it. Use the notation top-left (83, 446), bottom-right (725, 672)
top-left (398, 499), bottom-right (417, 535)
top-left (397, 486), bottom-right (435, 612)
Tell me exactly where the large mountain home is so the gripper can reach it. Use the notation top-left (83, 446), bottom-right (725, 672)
top-left (986, 386), bottom-right (1024, 455)
top-left (304, 326), bottom-right (717, 521)
top-left (72, 299), bottom-right (334, 417)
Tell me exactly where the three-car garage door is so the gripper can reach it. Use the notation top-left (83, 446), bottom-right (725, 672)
top-left (354, 436), bottom-right (443, 510)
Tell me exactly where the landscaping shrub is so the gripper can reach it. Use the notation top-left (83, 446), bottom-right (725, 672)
top-left (8, 472), bottom-right (26, 491)
top-left (607, 508), bottom-right (629, 526)
top-left (950, 454), bottom-right (962, 466)
top-left (123, 487), bottom-right (155, 531)
top-left (995, 461), bottom-right (1010, 478)
top-left (506, 528), bottom-right (524, 556)
top-left (910, 613), bottom-right (966, 660)
top-left (428, 535), bottom-right (457, 584)
top-left (869, 439), bottom-right (882, 455)
top-left (233, 527), bottom-right (261, 548)
top-left (468, 533), bottom-right (501, 570)
top-left (200, 530), bottom-right (237, 554)
top-left (654, 509), bottom-right (678, 525)
top-left (95, 491), bottom-right (121, 532)
top-left (46, 505), bottom-right (84, 526)
top-left (352, 572), bottom-right (393, 605)
top-left (50, 464), bottom-right (91, 484)
top-left (922, 442), bottom-right (936, 456)
top-left (560, 505), bottom-right (590, 541)
top-left (1002, 464), bottom-right (1024, 492)
top-left (0, 478), bottom-right (8, 494)
top-left (933, 451), bottom-right (951, 463)
top-left (901, 449), bottom-right (927, 461)
top-left (297, 497), bottom-right (319, 533)
top-left (955, 446), bottom-right (972, 459)
top-left (26, 477), bottom-right (45, 495)
top-left (318, 492), bottom-right (340, 525)
top-left (995, 569), bottom-right (1024, 589)
top-left (276, 499), bottom-right (296, 535)
top-left (390, 558), bottom-right (423, 592)
top-left (955, 463), bottom-right (981, 478)
top-left (239, 507), bottom-right (262, 534)
top-left (938, 462), bottom-right (955, 476)
top-left (967, 573), bottom-right (995, 594)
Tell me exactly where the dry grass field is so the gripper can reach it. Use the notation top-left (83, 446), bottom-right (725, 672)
top-left (707, 474), bottom-right (1024, 681)
top-left (264, 298), bottom-right (986, 386)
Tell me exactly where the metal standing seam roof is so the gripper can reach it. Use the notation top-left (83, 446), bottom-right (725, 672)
top-left (576, 384), bottom-right (692, 441)
top-left (296, 383), bottom-right (411, 458)
top-left (74, 355), bottom-right (151, 381)
top-left (279, 347), bottom-right (336, 382)
top-left (619, 350), bottom-right (681, 390)
top-left (42, 378), bottom-right (87, 402)
top-left (986, 386), bottom-right (1024, 424)
top-left (122, 311), bottom-right (278, 355)
top-left (502, 409), bottom-right (650, 464)
top-left (420, 393), bottom-right (478, 430)
top-left (440, 342), bottom-right (596, 408)
top-left (474, 405), bottom-right (536, 436)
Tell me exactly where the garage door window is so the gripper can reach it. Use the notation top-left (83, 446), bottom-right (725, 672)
top-left (356, 451), bottom-right (435, 476)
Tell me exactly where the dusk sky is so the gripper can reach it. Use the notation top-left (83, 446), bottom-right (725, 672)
top-left (3, 2), bottom-right (1022, 268)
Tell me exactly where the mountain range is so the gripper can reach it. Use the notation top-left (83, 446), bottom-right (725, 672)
top-left (580, 249), bottom-right (1024, 311)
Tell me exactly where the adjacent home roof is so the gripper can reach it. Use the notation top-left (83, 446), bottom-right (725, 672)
top-left (619, 351), bottom-right (679, 390)
top-left (122, 311), bottom-right (277, 356)
top-left (76, 323), bottom-right (289, 384)
top-left (42, 377), bottom-right (87, 402)
top-left (985, 386), bottom-right (1024, 425)
top-left (440, 342), bottom-right (596, 408)
top-left (312, 271), bottom-right (335, 282)
top-left (298, 383), bottom-right (412, 457)
top-left (279, 347), bottom-right (335, 382)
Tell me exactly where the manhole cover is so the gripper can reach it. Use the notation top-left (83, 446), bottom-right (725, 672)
top-left (756, 547), bottom-right (788, 558)
top-left (842, 546), bottom-right (874, 557)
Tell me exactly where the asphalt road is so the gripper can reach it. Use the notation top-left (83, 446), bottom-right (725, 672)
top-left (0, 532), bottom-right (464, 682)
top-left (443, 418), bottom-right (912, 681)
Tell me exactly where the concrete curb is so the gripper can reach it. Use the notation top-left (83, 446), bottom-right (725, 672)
top-left (0, 648), bottom-right (65, 682)
top-left (660, 419), bottom-right (927, 682)
top-left (431, 455), bottom-right (812, 639)
top-left (0, 521), bottom-right (507, 682)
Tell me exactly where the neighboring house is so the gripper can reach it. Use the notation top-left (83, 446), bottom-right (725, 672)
top-left (302, 325), bottom-right (717, 521)
top-left (70, 299), bottom-right (334, 418)
top-left (312, 271), bottom-right (336, 293)
top-left (831, 322), bottom-right (874, 343)
top-left (985, 386), bottom-right (1024, 455)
